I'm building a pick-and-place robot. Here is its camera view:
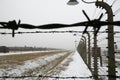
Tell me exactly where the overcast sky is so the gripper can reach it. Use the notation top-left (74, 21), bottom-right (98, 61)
top-left (0, 0), bottom-right (120, 50)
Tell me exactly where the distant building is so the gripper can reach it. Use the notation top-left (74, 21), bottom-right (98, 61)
top-left (0, 46), bottom-right (9, 53)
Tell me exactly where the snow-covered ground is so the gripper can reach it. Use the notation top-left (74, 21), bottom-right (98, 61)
top-left (0, 50), bottom-right (71, 80)
top-left (58, 51), bottom-right (92, 80)
top-left (47, 51), bottom-right (92, 80)
top-left (1, 50), bottom-right (119, 80)
top-left (0, 50), bottom-right (60, 56)
top-left (0, 50), bottom-right (93, 80)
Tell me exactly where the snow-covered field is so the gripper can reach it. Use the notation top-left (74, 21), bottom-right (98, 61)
top-left (0, 50), bottom-right (59, 56)
top-left (1, 50), bottom-right (120, 80)
top-left (0, 50), bottom-right (93, 80)
top-left (0, 50), bottom-right (71, 79)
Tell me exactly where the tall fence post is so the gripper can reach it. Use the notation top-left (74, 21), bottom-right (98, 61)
top-left (96, 1), bottom-right (116, 80)
top-left (93, 28), bottom-right (98, 80)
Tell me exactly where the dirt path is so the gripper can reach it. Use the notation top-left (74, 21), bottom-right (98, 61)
top-left (0, 50), bottom-right (66, 69)
top-left (41, 52), bottom-right (74, 80)
top-left (0, 50), bottom-right (74, 80)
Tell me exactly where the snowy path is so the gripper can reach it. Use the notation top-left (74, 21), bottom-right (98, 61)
top-left (58, 51), bottom-right (92, 80)
top-left (47, 51), bottom-right (92, 80)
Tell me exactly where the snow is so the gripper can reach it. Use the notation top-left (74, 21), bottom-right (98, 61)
top-left (0, 50), bottom-right (59, 56)
top-left (0, 51), bottom-right (67, 77)
top-left (2, 50), bottom-right (120, 80)
top-left (91, 54), bottom-right (120, 80)
top-left (58, 51), bottom-right (92, 80)
top-left (0, 50), bottom-right (93, 80)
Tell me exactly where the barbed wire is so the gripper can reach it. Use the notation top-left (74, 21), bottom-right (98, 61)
top-left (0, 31), bottom-right (84, 35)
top-left (0, 75), bottom-right (120, 79)
top-left (0, 20), bottom-right (120, 29)
top-left (0, 75), bottom-right (92, 79)
top-left (0, 31), bottom-right (120, 35)
top-left (0, 20), bottom-right (120, 37)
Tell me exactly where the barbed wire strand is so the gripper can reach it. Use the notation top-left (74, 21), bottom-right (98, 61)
top-left (0, 75), bottom-right (92, 79)
top-left (0, 75), bottom-right (120, 79)
top-left (0, 31), bottom-right (120, 35)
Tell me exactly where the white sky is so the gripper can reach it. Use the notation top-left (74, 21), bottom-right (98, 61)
top-left (0, 0), bottom-right (120, 50)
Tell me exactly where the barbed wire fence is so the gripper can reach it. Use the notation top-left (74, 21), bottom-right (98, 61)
top-left (0, 75), bottom-right (120, 79)
top-left (0, 0), bottom-right (120, 80)
top-left (0, 20), bottom-right (120, 80)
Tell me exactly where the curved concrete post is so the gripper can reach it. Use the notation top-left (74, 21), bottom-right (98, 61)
top-left (96, 1), bottom-right (116, 80)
